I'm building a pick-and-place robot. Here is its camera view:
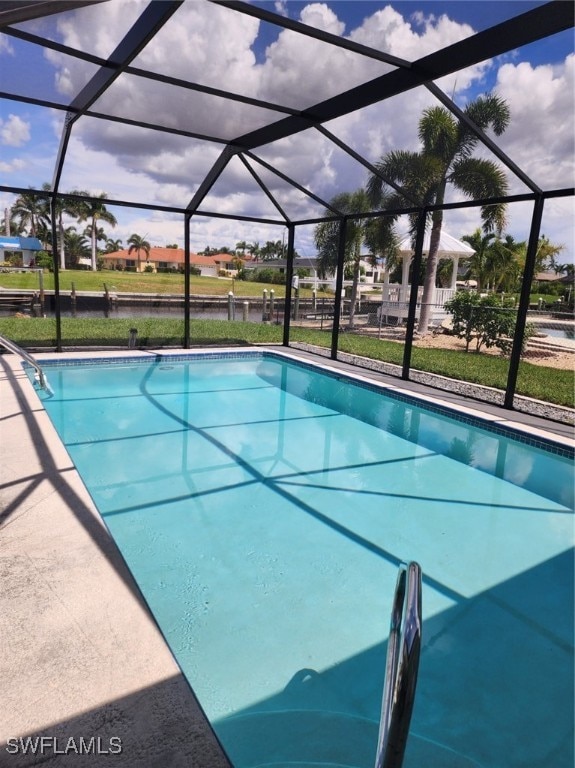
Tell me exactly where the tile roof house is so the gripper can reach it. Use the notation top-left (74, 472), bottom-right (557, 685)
top-left (101, 248), bottom-right (244, 275)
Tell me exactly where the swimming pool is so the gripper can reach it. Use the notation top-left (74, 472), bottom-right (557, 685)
top-left (539, 325), bottom-right (575, 341)
top-left (31, 350), bottom-right (574, 768)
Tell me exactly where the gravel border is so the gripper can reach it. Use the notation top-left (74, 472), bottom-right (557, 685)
top-left (290, 342), bottom-right (575, 426)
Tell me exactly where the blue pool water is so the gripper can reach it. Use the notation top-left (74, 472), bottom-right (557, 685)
top-left (33, 351), bottom-right (574, 768)
top-left (540, 325), bottom-right (575, 341)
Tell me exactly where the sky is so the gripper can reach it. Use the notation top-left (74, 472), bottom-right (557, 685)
top-left (0, 0), bottom-right (573, 263)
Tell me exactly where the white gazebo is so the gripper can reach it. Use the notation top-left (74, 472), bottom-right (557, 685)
top-left (380, 230), bottom-right (475, 324)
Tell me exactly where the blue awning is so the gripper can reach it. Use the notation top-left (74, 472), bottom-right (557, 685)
top-left (0, 236), bottom-right (43, 251)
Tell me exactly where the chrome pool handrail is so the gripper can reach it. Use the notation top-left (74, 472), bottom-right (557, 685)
top-left (0, 333), bottom-right (52, 395)
top-left (375, 561), bottom-right (422, 768)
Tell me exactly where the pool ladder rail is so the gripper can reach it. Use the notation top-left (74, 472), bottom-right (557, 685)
top-left (375, 561), bottom-right (423, 768)
top-left (0, 333), bottom-right (53, 396)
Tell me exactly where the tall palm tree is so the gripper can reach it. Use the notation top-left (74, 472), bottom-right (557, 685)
top-left (76, 193), bottom-right (117, 271)
top-left (127, 233), bottom-right (151, 272)
top-left (315, 189), bottom-right (378, 329)
top-left (368, 94), bottom-right (511, 334)
top-left (1, 206), bottom-right (23, 236)
top-left (43, 185), bottom-right (84, 270)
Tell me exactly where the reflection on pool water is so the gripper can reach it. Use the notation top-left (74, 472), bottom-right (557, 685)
top-left (33, 351), bottom-right (574, 768)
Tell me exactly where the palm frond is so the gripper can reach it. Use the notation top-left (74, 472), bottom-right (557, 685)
top-left (418, 106), bottom-right (459, 163)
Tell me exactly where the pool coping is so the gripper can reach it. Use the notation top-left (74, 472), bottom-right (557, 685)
top-left (1, 345), bottom-right (572, 767)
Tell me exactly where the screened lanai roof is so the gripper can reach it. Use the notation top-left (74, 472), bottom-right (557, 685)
top-left (0, 0), bottom-right (573, 244)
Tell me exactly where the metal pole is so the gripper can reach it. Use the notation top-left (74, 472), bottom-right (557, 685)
top-left (184, 213), bottom-right (191, 348)
top-left (330, 217), bottom-right (347, 360)
top-left (50, 195), bottom-right (62, 351)
top-left (504, 195), bottom-right (545, 409)
top-left (282, 224), bottom-right (295, 347)
top-left (402, 212), bottom-right (427, 380)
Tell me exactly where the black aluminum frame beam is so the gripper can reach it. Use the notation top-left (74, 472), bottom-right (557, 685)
top-left (3, 24), bottom-right (301, 118)
top-left (0, 0), bottom-right (106, 28)
top-left (212, 0), bottom-right (412, 70)
top-left (238, 155), bottom-right (290, 222)
top-left (0, 90), bottom-right (232, 145)
top-left (230, 2), bottom-right (574, 151)
top-left (245, 151), bottom-right (341, 214)
top-left (51, 0), bottom-right (182, 191)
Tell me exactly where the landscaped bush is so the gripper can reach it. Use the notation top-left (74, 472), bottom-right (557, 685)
top-left (244, 268), bottom-right (286, 285)
top-left (445, 291), bottom-right (536, 354)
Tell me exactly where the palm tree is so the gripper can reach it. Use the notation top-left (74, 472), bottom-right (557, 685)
top-left (363, 215), bottom-right (400, 284)
top-left (489, 235), bottom-right (523, 292)
top-left (64, 227), bottom-right (90, 267)
top-left (105, 237), bottom-right (123, 253)
top-left (127, 233), bottom-right (151, 272)
top-left (47, 188), bottom-right (91, 271)
top-left (461, 228), bottom-right (497, 291)
top-left (531, 235), bottom-right (564, 274)
top-left (12, 188), bottom-right (49, 240)
top-left (1, 206), bottom-right (23, 236)
top-left (75, 193), bottom-right (117, 271)
top-left (248, 241), bottom-right (260, 260)
top-left (368, 95), bottom-right (511, 334)
top-left (314, 189), bottom-right (377, 329)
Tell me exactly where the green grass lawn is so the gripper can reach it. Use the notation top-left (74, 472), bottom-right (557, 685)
top-left (0, 316), bottom-right (572, 409)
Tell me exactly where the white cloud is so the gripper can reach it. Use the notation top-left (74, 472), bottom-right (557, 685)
top-left (0, 158), bottom-right (26, 173)
top-left (0, 36), bottom-right (13, 55)
top-left (495, 54), bottom-right (575, 191)
top-left (1, 114), bottom-right (31, 147)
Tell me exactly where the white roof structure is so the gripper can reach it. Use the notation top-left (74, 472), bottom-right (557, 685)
top-left (399, 231), bottom-right (475, 258)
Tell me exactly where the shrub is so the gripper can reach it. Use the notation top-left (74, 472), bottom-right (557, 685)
top-left (445, 291), bottom-right (535, 354)
top-left (247, 268), bottom-right (286, 285)
top-left (35, 251), bottom-right (53, 270)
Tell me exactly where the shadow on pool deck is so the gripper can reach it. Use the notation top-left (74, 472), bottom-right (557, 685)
top-left (1, 677), bottom-right (229, 768)
top-left (0, 355), bottom-right (231, 768)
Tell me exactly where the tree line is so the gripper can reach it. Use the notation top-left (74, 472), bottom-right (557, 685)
top-left (0, 188), bottom-right (300, 272)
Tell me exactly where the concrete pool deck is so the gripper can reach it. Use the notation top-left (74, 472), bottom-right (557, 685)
top-left (0, 346), bottom-right (573, 767)
top-left (0, 351), bottom-right (232, 767)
